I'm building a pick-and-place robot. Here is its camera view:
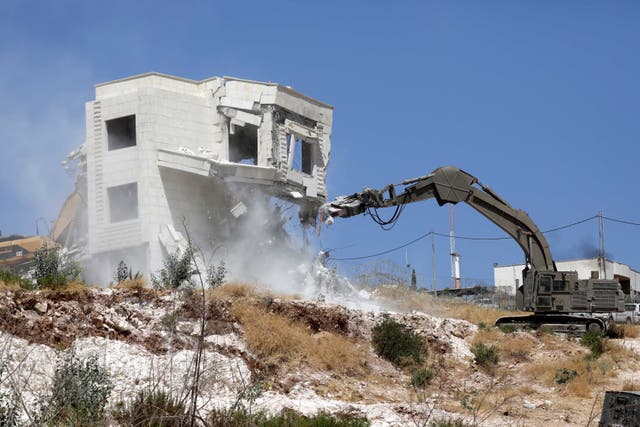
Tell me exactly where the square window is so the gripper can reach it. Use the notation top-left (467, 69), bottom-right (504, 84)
top-left (229, 122), bottom-right (258, 165)
top-left (106, 115), bottom-right (136, 150)
top-left (287, 134), bottom-right (314, 174)
top-left (108, 183), bottom-right (138, 223)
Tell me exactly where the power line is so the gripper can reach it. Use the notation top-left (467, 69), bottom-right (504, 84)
top-left (331, 231), bottom-right (433, 261)
top-left (603, 216), bottom-right (640, 226)
top-left (329, 214), bottom-right (599, 262)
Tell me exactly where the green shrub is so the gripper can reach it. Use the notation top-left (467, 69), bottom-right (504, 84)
top-left (113, 389), bottom-right (188, 427)
top-left (151, 247), bottom-right (194, 290)
top-left (470, 342), bottom-right (499, 370)
top-left (581, 331), bottom-right (605, 359)
top-left (206, 262), bottom-right (226, 289)
top-left (554, 367), bottom-right (578, 384)
top-left (411, 367), bottom-right (435, 388)
top-left (430, 419), bottom-right (467, 427)
top-left (208, 408), bottom-right (369, 427)
top-left (0, 268), bottom-right (33, 290)
top-left (160, 312), bottom-right (179, 333)
top-left (37, 353), bottom-right (112, 426)
top-left (477, 321), bottom-right (487, 330)
top-left (33, 245), bottom-right (81, 290)
top-left (114, 260), bottom-right (143, 284)
top-left (371, 319), bottom-right (424, 368)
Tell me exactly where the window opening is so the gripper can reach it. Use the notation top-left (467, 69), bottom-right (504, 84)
top-left (229, 122), bottom-right (258, 165)
top-left (287, 134), bottom-right (314, 174)
top-left (106, 115), bottom-right (136, 150)
top-left (539, 276), bottom-right (552, 294)
top-left (108, 182), bottom-right (138, 223)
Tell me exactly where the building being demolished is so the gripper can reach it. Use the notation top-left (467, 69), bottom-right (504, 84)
top-left (54, 72), bottom-right (333, 284)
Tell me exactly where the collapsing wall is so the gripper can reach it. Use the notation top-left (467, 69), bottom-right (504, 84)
top-left (54, 72), bottom-right (333, 286)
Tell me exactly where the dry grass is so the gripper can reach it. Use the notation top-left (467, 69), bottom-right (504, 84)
top-left (442, 302), bottom-right (523, 325)
top-left (0, 280), bottom-right (23, 291)
top-left (471, 328), bottom-right (502, 345)
top-left (610, 324), bottom-right (640, 338)
top-left (209, 282), bottom-right (260, 300)
top-left (372, 286), bottom-right (440, 314)
top-left (114, 277), bottom-right (146, 290)
top-left (535, 330), bottom-right (568, 350)
top-left (518, 384), bottom-right (536, 395)
top-left (497, 335), bottom-right (537, 362)
top-left (231, 300), bottom-right (368, 376)
top-left (60, 280), bottom-right (90, 291)
top-left (605, 341), bottom-right (640, 366)
top-left (524, 353), bottom-right (614, 397)
top-left (622, 379), bottom-right (640, 391)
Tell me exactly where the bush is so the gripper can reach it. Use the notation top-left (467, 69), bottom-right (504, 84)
top-left (151, 247), bottom-right (194, 290)
top-left (114, 260), bottom-right (143, 284)
top-left (470, 342), bottom-right (499, 370)
top-left (37, 353), bottom-right (113, 426)
top-left (554, 367), bottom-right (578, 385)
top-left (411, 367), bottom-right (435, 388)
top-left (33, 245), bottom-right (81, 290)
top-left (206, 262), bottom-right (226, 289)
top-left (113, 389), bottom-right (188, 427)
top-left (580, 331), bottom-right (605, 359)
top-left (371, 319), bottom-right (424, 368)
top-left (0, 268), bottom-right (33, 290)
top-left (207, 408), bottom-right (369, 427)
top-left (430, 419), bottom-right (467, 427)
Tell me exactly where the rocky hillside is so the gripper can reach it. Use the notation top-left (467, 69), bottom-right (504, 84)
top-left (0, 284), bottom-right (639, 426)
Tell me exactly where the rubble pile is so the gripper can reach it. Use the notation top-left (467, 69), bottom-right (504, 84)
top-left (0, 287), bottom-right (475, 425)
top-left (1, 286), bottom-right (638, 426)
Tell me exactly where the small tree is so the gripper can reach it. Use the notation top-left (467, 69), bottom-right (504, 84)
top-left (114, 261), bottom-right (143, 284)
top-left (206, 261), bottom-right (226, 289)
top-left (151, 247), bottom-right (194, 290)
top-left (37, 353), bottom-right (113, 425)
top-left (114, 261), bottom-right (129, 283)
top-left (33, 245), bottom-right (81, 290)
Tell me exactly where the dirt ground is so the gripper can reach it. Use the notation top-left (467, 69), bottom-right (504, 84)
top-left (0, 285), bottom-right (637, 426)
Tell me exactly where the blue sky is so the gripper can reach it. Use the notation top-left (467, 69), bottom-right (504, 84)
top-left (1, 1), bottom-right (639, 287)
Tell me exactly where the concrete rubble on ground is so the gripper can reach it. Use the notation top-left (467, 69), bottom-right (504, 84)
top-left (0, 288), bottom-right (478, 426)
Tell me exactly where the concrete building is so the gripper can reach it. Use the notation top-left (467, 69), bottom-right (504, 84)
top-left (494, 258), bottom-right (640, 299)
top-left (55, 72), bottom-right (333, 283)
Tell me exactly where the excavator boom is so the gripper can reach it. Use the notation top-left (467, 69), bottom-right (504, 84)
top-left (327, 166), bottom-right (555, 271)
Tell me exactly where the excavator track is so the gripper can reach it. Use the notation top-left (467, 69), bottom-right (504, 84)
top-left (495, 314), bottom-right (608, 334)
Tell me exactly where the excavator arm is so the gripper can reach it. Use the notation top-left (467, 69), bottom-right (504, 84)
top-left (324, 165), bottom-right (624, 331)
top-left (324, 166), bottom-right (556, 273)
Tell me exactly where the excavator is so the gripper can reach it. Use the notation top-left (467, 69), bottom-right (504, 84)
top-left (321, 166), bottom-right (624, 333)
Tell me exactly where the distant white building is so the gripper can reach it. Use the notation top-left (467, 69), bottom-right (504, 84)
top-left (494, 258), bottom-right (640, 298)
top-left (55, 72), bottom-right (333, 283)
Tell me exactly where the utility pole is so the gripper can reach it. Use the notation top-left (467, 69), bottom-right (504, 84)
top-left (598, 211), bottom-right (607, 279)
top-left (449, 205), bottom-right (461, 289)
top-left (431, 229), bottom-right (437, 296)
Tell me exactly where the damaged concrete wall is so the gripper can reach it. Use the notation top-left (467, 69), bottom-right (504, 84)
top-left (72, 72), bottom-right (333, 283)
